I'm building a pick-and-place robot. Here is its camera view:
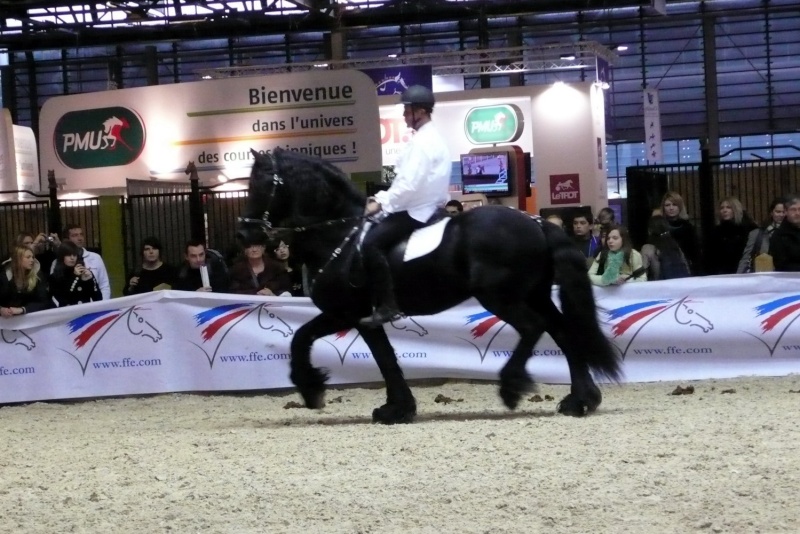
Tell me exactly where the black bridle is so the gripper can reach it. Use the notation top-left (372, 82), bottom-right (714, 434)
top-left (236, 154), bottom-right (366, 291)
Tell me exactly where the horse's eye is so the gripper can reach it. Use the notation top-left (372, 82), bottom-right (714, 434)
top-left (138, 317), bottom-right (144, 323)
top-left (687, 309), bottom-right (694, 315)
top-left (269, 312), bottom-right (275, 318)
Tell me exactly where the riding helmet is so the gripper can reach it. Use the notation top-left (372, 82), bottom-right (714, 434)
top-left (400, 85), bottom-right (435, 109)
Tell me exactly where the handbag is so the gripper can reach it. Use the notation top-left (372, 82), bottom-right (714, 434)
top-left (754, 253), bottom-right (774, 272)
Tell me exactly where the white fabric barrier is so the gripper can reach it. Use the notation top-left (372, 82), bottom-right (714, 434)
top-left (1, 273), bottom-right (799, 404)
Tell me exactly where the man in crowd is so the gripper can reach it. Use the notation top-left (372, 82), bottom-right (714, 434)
top-left (174, 239), bottom-right (230, 292)
top-left (571, 213), bottom-right (601, 263)
top-left (61, 224), bottom-right (111, 300)
top-left (769, 193), bottom-right (800, 271)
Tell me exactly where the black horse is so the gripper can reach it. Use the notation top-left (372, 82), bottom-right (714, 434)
top-left (237, 148), bottom-right (621, 424)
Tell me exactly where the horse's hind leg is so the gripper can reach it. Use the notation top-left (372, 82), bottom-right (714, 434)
top-left (290, 313), bottom-right (352, 409)
top-left (356, 325), bottom-right (416, 424)
top-left (538, 300), bottom-right (602, 416)
top-left (476, 294), bottom-right (547, 410)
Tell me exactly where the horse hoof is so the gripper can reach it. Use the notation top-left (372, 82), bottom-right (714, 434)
top-left (372, 404), bottom-right (416, 425)
top-left (499, 373), bottom-right (534, 410)
top-left (556, 393), bottom-right (589, 417)
top-left (499, 387), bottom-right (521, 410)
top-left (302, 391), bottom-right (326, 410)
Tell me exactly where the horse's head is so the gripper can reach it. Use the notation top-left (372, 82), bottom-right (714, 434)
top-left (1, 329), bottom-right (35, 350)
top-left (674, 299), bottom-right (714, 333)
top-left (127, 309), bottom-right (163, 342)
top-left (237, 149), bottom-right (292, 247)
top-left (257, 305), bottom-right (294, 338)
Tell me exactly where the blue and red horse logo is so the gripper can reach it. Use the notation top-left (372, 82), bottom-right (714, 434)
top-left (603, 296), bottom-right (713, 359)
top-left (458, 310), bottom-right (508, 362)
top-left (320, 317), bottom-right (429, 364)
top-left (190, 303), bottom-right (293, 368)
top-left (60, 307), bottom-right (162, 374)
top-left (745, 294), bottom-right (800, 356)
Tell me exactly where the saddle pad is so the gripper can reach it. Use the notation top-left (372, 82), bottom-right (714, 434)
top-left (403, 218), bottom-right (450, 262)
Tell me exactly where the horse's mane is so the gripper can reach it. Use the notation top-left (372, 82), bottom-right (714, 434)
top-left (273, 148), bottom-right (366, 216)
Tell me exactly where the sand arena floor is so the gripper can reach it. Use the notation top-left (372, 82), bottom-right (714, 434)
top-left (2, 375), bottom-right (799, 534)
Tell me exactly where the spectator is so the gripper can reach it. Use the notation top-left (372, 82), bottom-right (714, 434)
top-left (571, 213), bottom-right (601, 264)
top-left (769, 194), bottom-right (800, 272)
top-left (707, 196), bottom-right (757, 275)
top-left (229, 241), bottom-right (291, 296)
top-left (588, 225), bottom-right (647, 286)
top-left (445, 200), bottom-right (464, 216)
top-left (737, 197), bottom-right (786, 273)
top-left (1, 245), bottom-right (50, 317)
top-left (640, 215), bottom-right (691, 280)
top-left (174, 240), bottom-right (230, 293)
top-left (61, 224), bottom-right (111, 300)
top-left (597, 207), bottom-right (616, 226)
top-left (123, 237), bottom-right (178, 295)
top-left (544, 214), bottom-right (564, 230)
top-left (661, 191), bottom-right (701, 274)
top-left (49, 241), bottom-right (102, 307)
top-left (269, 240), bottom-right (305, 297)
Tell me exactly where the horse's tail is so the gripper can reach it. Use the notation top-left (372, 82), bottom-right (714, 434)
top-left (540, 221), bottom-right (623, 382)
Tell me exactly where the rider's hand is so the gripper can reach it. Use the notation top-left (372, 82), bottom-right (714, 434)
top-left (365, 199), bottom-right (381, 215)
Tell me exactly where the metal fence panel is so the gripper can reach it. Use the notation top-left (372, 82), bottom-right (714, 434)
top-left (0, 200), bottom-right (49, 258)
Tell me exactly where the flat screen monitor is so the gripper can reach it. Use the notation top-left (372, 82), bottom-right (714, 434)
top-left (460, 153), bottom-right (512, 197)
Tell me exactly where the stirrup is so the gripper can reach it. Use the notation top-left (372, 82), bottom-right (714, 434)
top-left (359, 307), bottom-right (404, 327)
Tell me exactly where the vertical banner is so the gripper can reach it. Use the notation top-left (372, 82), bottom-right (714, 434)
top-left (643, 88), bottom-right (663, 164)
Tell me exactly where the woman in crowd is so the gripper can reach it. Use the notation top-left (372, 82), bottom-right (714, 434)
top-left (270, 240), bottom-right (305, 296)
top-left (0, 245), bottom-right (50, 317)
top-left (736, 196), bottom-right (786, 273)
top-left (640, 215), bottom-right (691, 280)
top-left (229, 240), bottom-right (292, 296)
top-left (49, 241), bottom-right (102, 307)
top-left (588, 225), bottom-right (647, 286)
top-left (707, 196), bottom-right (757, 275)
top-left (124, 237), bottom-right (178, 295)
top-left (661, 191), bottom-right (701, 274)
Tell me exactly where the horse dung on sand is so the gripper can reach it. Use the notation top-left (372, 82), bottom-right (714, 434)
top-left (237, 148), bottom-right (622, 424)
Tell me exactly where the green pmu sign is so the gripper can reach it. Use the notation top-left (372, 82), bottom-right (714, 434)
top-left (54, 107), bottom-right (146, 169)
top-left (463, 104), bottom-right (524, 145)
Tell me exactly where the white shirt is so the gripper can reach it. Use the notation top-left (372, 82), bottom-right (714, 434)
top-left (374, 120), bottom-right (451, 223)
top-left (81, 249), bottom-right (111, 300)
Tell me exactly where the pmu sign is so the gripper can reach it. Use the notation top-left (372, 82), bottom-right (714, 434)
top-left (463, 104), bottom-right (524, 145)
top-left (53, 107), bottom-right (146, 169)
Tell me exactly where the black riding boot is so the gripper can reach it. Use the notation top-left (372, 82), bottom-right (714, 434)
top-left (360, 255), bottom-right (404, 327)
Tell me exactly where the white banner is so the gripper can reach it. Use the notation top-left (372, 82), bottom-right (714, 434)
top-left (1, 273), bottom-right (799, 404)
top-left (38, 70), bottom-right (381, 189)
top-left (643, 88), bottom-right (663, 164)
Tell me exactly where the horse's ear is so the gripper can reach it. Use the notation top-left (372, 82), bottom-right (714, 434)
top-left (250, 148), bottom-right (262, 162)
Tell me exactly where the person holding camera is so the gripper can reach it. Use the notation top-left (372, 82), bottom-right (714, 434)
top-left (49, 241), bottom-right (102, 307)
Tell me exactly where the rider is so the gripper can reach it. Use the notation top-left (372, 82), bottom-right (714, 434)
top-left (360, 85), bottom-right (452, 326)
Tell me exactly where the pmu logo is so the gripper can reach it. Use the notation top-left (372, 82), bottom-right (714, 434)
top-left (463, 104), bottom-right (524, 145)
top-left (54, 106), bottom-right (146, 169)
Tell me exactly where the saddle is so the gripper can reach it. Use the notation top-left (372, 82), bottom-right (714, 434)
top-left (345, 209), bottom-right (452, 287)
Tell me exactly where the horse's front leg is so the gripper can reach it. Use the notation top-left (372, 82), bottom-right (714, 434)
top-left (356, 325), bottom-right (416, 424)
top-left (290, 313), bottom-right (352, 409)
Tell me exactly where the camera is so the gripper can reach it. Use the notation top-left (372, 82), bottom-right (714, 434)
top-left (46, 236), bottom-right (55, 242)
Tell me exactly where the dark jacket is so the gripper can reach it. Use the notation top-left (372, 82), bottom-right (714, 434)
top-left (769, 220), bottom-right (800, 272)
top-left (123, 263), bottom-right (178, 295)
top-left (707, 218), bottom-right (758, 275)
top-left (666, 218), bottom-right (700, 274)
top-left (229, 257), bottom-right (291, 295)
top-left (572, 234), bottom-right (601, 260)
top-left (174, 251), bottom-right (230, 293)
top-left (50, 270), bottom-right (103, 307)
top-left (1, 265), bottom-right (50, 313)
